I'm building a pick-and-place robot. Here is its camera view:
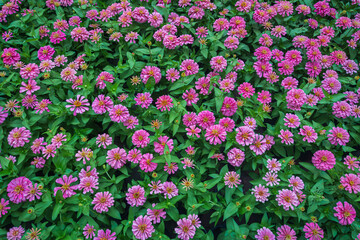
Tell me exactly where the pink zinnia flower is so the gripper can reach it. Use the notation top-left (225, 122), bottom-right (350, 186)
top-left (276, 225), bottom-right (296, 240)
top-left (161, 181), bottom-right (178, 199)
top-left (227, 148), bottom-right (245, 167)
top-left (340, 173), bottom-right (360, 194)
top-left (132, 130), bottom-right (150, 148)
top-left (334, 201), bottom-right (356, 225)
top-left (197, 110), bottom-right (215, 129)
top-left (286, 88), bottom-right (306, 111)
top-left (37, 45), bottom-right (55, 61)
top-left (106, 147), bottom-right (127, 169)
top-left (175, 218), bottom-right (196, 240)
top-left (92, 95), bottom-right (113, 114)
top-left (205, 124), bottom-right (227, 145)
top-left (266, 158), bottom-right (281, 172)
top-left (251, 184), bottom-right (270, 203)
top-left (96, 133), bottom-right (112, 149)
top-left (299, 125), bottom-right (318, 143)
top-left (312, 150), bottom-right (336, 171)
top-left (139, 153), bottom-right (157, 172)
top-left (126, 185), bottom-right (146, 207)
top-left (65, 95), bottom-right (90, 116)
top-left (182, 89), bottom-right (199, 106)
top-left (92, 191), bottom-right (114, 213)
top-left (156, 95), bottom-right (173, 111)
top-left (127, 148), bottom-right (142, 163)
top-left (210, 56), bottom-right (227, 72)
top-left (276, 189), bottom-right (299, 211)
top-left (20, 63), bottom-right (39, 80)
top-left (0, 198), bottom-right (10, 216)
top-left (238, 82), bottom-right (255, 98)
top-left (79, 176), bottom-right (98, 194)
top-left (180, 59), bottom-right (199, 76)
top-left (236, 126), bottom-right (255, 146)
top-left (344, 155), bottom-right (359, 171)
top-left (54, 175), bottom-right (78, 199)
top-left (219, 117), bottom-right (235, 132)
top-left (255, 227), bottom-right (275, 240)
top-left (224, 171), bottom-right (241, 188)
top-left (166, 68), bottom-right (180, 82)
top-left (328, 127), bottom-right (350, 146)
top-left (303, 222), bottom-right (324, 240)
top-left (140, 66), bottom-right (162, 84)
top-left (50, 30), bottom-right (66, 44)
top-left (83, 224), bottom-right (96, 239)
top-left (221, 97), bottom-right (237, 116)
top-left (147, 204), bottom-right (166, 224)
top-left (132, 215), bottom-right (155, 240)
top-left (109, 104), bottom-right (130, 123)
top-left (94, 229), bottom-right (116, 240)
top-left (8, 127), bottom-right (31, 148)
top-left (250, 134), bottom-right (267, 155)
top-left (263, 172), bottom-right (280, 186)
top-left (1, 48), bottom-right (21, 65)
top-left (154, 136), bottom-right (174, 155)
top-left (7, 226), bottom-right (25, 240)
top-left (24, 183), bottom-right (42, 202)
top-left (135, 92), bottom-right (153, 109)
top-left (332, 101), bottom-right (352, 119)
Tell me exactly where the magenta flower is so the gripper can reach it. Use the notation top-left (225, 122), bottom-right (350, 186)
top-left (312, 150), bottom-right (336, 171)
top-left (255, 227), bottom-right (275, 240)
top-left (92, 191), bottom-right (114, 213)
top-left (106, 147), bottom-right (127, 169)
top-left (0, 198), bottom-right (10, 217)
top-left (205, 124), bottom-right (227, 145)
top-left (334, 201), bottom-right (356, 225)
top-left (132, 130), bottom-right (150, 148)
top-left (161, 181), bottom-right (178, 199)
top-left (8, 127), bottom-right (31, 148)
top-left (96, 133), bottom-right (113, 149)
top-left (139, 153), bottom-right (157, 172)
top-left (94, 229), bottom-right (116, 240)
top-left (276, 189), bottom-right (300, 211)
top-left (175, 218), bottom-right (196, 240)
top-left (126, 185), bottom-right (146, 207)
top-left (50, 30), bottom-right (66, 44)
top-left (135, 92), bottom-right (153, 109)
top-left (37, 45), bottom-right (55, 61)
top-left (7, 176), bottom-right (32, 204)
top-left (327, 127), bottom-right (350, 146)
top-left (224, 171), bottom-right (241, 188)
top-left (147, 204), bottom-right (166, 224)
top-left (180, 59), bottom-right (199, 76)
top-left (210, 56), bottom-right (227, 72)
top-left (19, 63), bottom-right (39, 80)
top-left (83, 224), bottom-right (96, 239)
top-left (154, 135), bottom-right (174, 155)
top-left (221, 97), bottom-right (237, 116)
top-left (7, 226), bottom-right (25, 240)
top-left (251, 184), bottom-right (270, 203)
top-left (299, 125), bottom-right (318, 143)
top-left (109, 104), bottom-right (130, 123)
top-left (236, 126), bottom-right (255, 146)
top-left (227, 148), bottom-right (245, 167)
top-left (276, 225), bottom-right (296, 240)
top-left (24, 183), bottom-right (42, 202)
top-left (303, 222), bottom-right (324, 240)
top-left (340, 173), bottom-right (360, 194)
top-left (155, 95), bottom-right (173, 112)
top-left (54, 175), bottom-right (78, 199)
top-left (65, 95), bottom-right (90, 116)
top-left (132, 215), bottom-right (155, 240)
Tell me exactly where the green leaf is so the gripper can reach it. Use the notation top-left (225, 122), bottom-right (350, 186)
top-left (223, 202), bottom-right (238, 220)
top-left (52, 203), bottom-right (64, 221)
